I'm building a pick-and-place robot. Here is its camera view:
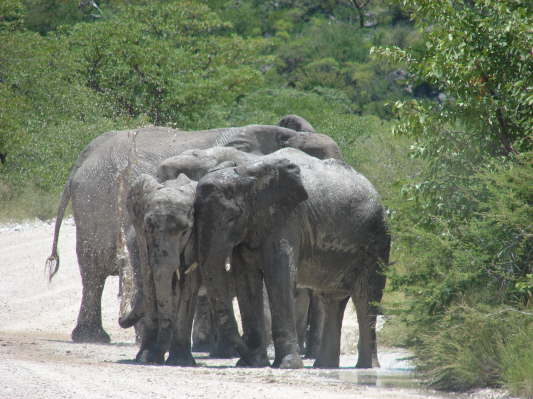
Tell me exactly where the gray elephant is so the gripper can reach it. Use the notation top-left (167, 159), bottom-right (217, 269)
top-left (122, 173), bottom-right (200, 365)
top-left (153, 147), bottom-right (331, 359)
top-left (120, 145), bottom-right (334, 365)
top-left (120, 149), bottom-right (269, 364)
top-left (45, 118), bottom-right (341, 343)
top-left (194, 148), bottom-right (390, 369)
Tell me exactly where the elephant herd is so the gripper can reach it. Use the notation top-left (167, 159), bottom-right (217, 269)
top-left (45, 115), bottom-right (390, 369)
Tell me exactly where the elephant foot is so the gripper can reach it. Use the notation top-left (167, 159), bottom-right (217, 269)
top-left (235, 350), bottom-right (270, 368)
top-left (133, 324), bottom-right (143, 345)
top-left (192, 341), bottom-right (212, 353)
top-left (166, 353), bottom-right (197, 367)
top-left (313, 356), bottom-right (340, 369)
top-left (71, 324), bottom-right (111, 343)
top-left (273, 353), bottom-right (304, 369)
top-left (355, 358), bottom-right (373, 369)
top-left (304, 346), bottom-right (320, 359)
top-left (209, 345), bottom-right (238, 359)
top-left (135, 349), bottom-right (165, 364)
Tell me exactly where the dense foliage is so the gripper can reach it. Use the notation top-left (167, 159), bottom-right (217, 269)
top-left (0, 0), bottom-right (415, 207)
top-left (374, 0), bottom-right (533, 395)
top-left (1, 0), bottom-right (531, 395)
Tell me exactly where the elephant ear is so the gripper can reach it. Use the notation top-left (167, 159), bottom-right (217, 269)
top-left (235, 160), bottom-right (277, 192)
top-left (269, 158), bottom-right (308, 209)
top-left (237, 158), bottom-right (308, 212)
top-left (127, 174), bottom-right (162, 226)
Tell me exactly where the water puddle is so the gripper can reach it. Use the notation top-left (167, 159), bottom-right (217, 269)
top-left (319, 368), bottom-right (419, 389)
top-left (314, 349), bottom-right (421, 390)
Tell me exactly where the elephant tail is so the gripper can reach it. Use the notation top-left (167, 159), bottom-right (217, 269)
top-left (45, 176), bottom-right (72, 282)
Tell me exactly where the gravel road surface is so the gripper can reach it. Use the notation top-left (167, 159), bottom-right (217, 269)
top-left (0, 219), bottom-right (510, 399)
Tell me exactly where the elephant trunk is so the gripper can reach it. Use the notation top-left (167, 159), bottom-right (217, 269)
top-left (118, 295), bottom-right (144, 328)
top-left (197, 231), bottom-right (249, 357)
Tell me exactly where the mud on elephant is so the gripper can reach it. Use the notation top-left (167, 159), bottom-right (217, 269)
top-left (45, 116), bottom-right (340, 343)
top-left (194, 148), bottom-right (390, 369)
top-left (119, 173), bottom-right (200, 365)
top-left (121, 146), bottom-right (331, 365)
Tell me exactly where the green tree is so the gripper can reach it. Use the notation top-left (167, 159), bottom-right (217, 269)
top-left (64, 1), bottom-right (268, 128)
top-left (373, 0), bottom-right (533, 392)
top-left (0, 0), bottom-right (25, 32)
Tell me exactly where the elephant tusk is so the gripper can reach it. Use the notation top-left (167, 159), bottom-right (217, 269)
top-left (185, 262), bottom-right (198, 275)
top-left (175, 268), bottom-right (181, 281)
top-left (224, 256), bottom-right (231, 272)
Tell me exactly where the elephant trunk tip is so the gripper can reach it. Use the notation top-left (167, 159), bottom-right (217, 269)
top-left (44, 254), bottom-right (59, 283)
top-left (118, 310), bottom-right (143, 329)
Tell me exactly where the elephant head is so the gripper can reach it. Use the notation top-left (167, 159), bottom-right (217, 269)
top-left (278, 114), bottom-right (316, 132)
top-left (193, 158), bottom-right (308, 352)
top-left (156, 147), bottom-right (254, 182)
top-left (223, 125), bottom-right (342, 160)
top-left (121, 173), bottom-right (197, 363)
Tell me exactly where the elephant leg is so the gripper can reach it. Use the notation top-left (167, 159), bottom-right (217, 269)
top-left (352, 272), bottom-right (377, 369)
top-left (192, 288), bottom-right (214, 352)
top-left (200, 264), bottom-right (248, 360)
top-left (295, 288), bottom-right (311, 354)
top-left (313, 294), bottom-right (349, 368)
top-left (167, 270), bottom-right (200, 366)
top-left (135, 316), bottom-right (158, 363)
top-left (72, 248), bottom-right (110, 343)
top-left (232, 248), bottom-right (269, 367)
top-left (366, 267), bottom-right (387, 368)
top-left (263, 284), bottom-right (272, 346)
top-left (145, 264), bottom-right (177, 364)
top-left (134, 282), bottom-right (159, 363)
top-left (209, 307), bottom-right (239, 358)
top-left (305, 291), bottom-right (325, 359)
top-left (261, 237), bottom-right (303, 369)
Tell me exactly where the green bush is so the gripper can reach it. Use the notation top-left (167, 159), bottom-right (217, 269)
top-left (374, 1), bottom-right (532, 393)
top-left (63, 1), bottom-right (267, 127)
top-left (501, 321), bottom-right (533, 398)
top-left (415, 305), bottom-right (533, 393)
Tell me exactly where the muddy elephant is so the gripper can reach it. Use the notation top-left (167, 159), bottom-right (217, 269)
top-left (194, 148), bottom-right (390, 369)
top-left (155, 146), bottom-right (334, 358)
top-left (120, 146), bottom-right (334, 364)
top-left (120, 173), bottom-right (200, 365)
top-left (45, 117), bottom-right (341, 343)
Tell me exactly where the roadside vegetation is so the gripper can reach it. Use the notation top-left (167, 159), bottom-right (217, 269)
top-left (0, 0), bottom-right (531, 396)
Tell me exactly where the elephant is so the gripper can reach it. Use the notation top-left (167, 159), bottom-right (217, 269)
top-left (154, 146), bottom-right (334, 358)
top-left (193, 148), bottom-right (390, 369)
top-left (121, 173), bottom-right (200, 365)
top-left (120, 145), bottom-right (337, 365)
top-left (44, 117), bottom-right (341, 343)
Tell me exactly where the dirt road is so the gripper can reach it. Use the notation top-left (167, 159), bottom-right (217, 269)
top-left (0, 219), bottom-right (508, 399)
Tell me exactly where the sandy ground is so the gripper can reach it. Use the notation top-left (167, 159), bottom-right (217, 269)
top-left (0, 219), bottom-right (512, 399)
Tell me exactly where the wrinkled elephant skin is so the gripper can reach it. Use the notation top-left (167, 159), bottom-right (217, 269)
top-left (45, 116), bottom-right (340, 343)
top-left (195, 148), bottom-right (390, 369)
